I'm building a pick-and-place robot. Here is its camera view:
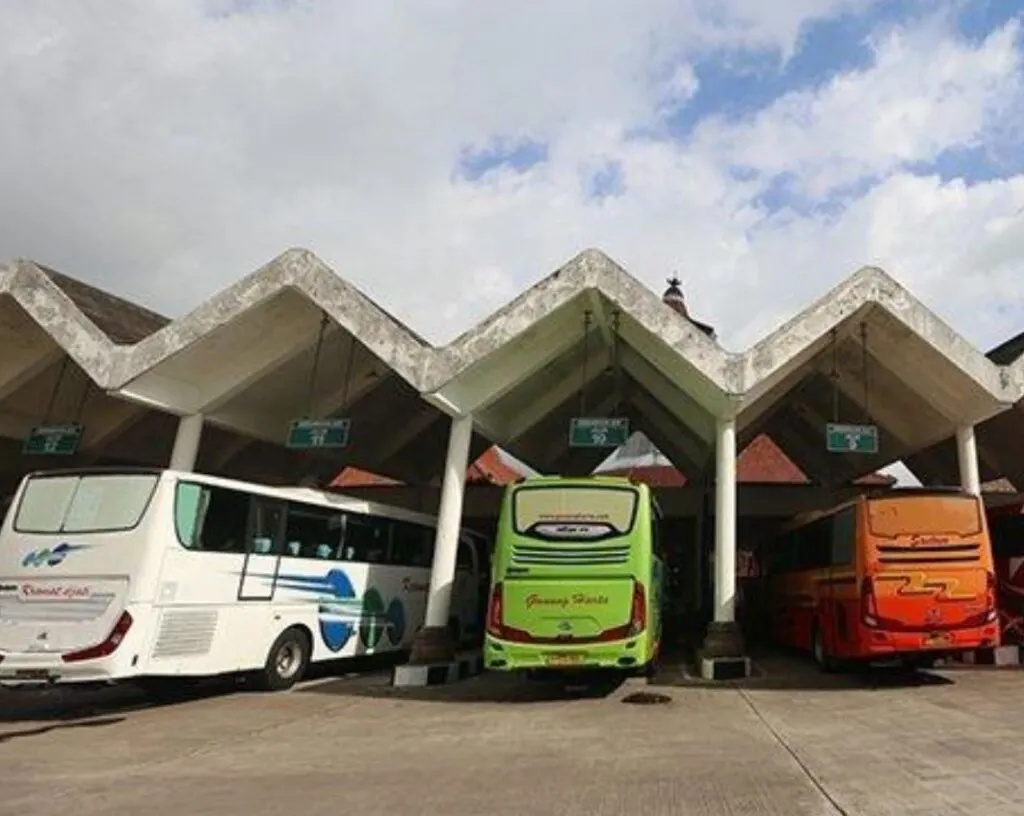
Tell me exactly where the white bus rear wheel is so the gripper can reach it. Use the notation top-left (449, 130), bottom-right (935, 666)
top-left (256, 628), bottom-right (311, 692)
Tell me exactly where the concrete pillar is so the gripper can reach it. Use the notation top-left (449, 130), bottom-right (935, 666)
top-left (956, 423), bottom-right (981, 496)
top-left (701, 416), bottom-right (745, 660)
top-left (409, 413), bottom-right (474, 665)
top-left (169, 414), bottom-right (204, 472)
top-left (713, 417), bottom-right (737, 624)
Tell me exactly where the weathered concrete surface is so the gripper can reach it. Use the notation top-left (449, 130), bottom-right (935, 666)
top-left (1, 260), bottom-right (124, 389)
top-left (3, 247), bottom-right (1024, 488)
top-left (424, 248), bottom-right (740, 414)
top-left (113, 248), bottom-right (433, 394)
top-left (739, 266), bottom-right (1011, 403)
top-left (5, 663), bottom-right (1024, 815)
top-left (736, 267), bottom-right (1020, 486)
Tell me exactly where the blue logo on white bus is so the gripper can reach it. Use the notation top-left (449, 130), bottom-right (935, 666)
top-left (21, 543), bottom-right (87, 568)
top-left (274, 569), bottom-right (407, 652)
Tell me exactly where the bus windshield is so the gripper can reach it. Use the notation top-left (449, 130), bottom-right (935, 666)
top-left (867, 494), bottom-right (982, 539)
top-left (13, 473), bottom-right (159, 534)
top-left (512, 485), bottom-right (638, 540)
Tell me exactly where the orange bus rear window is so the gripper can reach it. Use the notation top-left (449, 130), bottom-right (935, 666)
top-left (867, 495), bottom-right (982, 539)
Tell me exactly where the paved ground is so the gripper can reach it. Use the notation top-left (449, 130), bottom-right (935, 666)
top-left (2, 658), bottom-right (1024, 816)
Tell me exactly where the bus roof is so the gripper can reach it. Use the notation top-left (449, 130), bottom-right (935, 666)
top-left (18, 466), bottom-right (441, 529)
top-left (782, 486), bottom-right (979, 532)
top-left (510, 474), bottom-right (642, 489)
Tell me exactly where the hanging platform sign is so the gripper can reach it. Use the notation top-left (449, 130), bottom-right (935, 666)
top-left (826, 422), bottom-right (878, 455)
top-left (23, 423), bottom-right (84, 456)
top-left (569, 417), bottom-right (629, 448)
top-left (287, 418), bottom-right (351, 450)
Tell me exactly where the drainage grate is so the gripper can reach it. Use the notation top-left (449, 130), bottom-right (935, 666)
top-left (621, 691), bottom-right (672, 705)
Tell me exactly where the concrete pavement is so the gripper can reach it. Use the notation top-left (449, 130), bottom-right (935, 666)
top-left (2, 660), bottom-right (1023, 816)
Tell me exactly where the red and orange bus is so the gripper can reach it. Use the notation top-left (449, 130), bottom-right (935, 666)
top-left (765, 488), bottom-right (999, 670)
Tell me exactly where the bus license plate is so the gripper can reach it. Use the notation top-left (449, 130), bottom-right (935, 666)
top-left (13, 669), bottom-right (53, 681)
top-left (546, 653), bottom-right (584, 667)
top-left (924, 633), bottom-right (950, 647)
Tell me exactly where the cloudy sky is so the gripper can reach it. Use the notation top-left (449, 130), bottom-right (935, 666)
top-left (2, 0), bottom-right (1023, 356)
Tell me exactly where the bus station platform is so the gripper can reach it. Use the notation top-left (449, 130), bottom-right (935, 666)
top-left (3, 659), bottom-right (1024, 815)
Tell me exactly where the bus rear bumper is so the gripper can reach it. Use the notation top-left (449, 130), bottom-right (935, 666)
top-left (0, 652), bottom-right (126, 688)
top-left (484, 635), bottom-right (648, 672)
top-left (860, 623), bottom-right (1000, 657)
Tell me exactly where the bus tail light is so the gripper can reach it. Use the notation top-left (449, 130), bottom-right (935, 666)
top-left (986, 571), bottom-right (998, 623)
top-left (860, 577), bottom-right (878, 628)
top-left (61, 611), bottom-right (133, 663)
top-left (628, 581), bottom-right (647, 636)
top-left (486, 583), bottom-right (504, 638)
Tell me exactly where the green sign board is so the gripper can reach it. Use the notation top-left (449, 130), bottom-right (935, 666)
top-left (23, 423), bottom-right (84, 456)
top-left (826, 422), bottom-right (878, 455)
top-left (569, 417), bottom-right (630, 448)
top-left (287, 418), bottom-right (351, 450)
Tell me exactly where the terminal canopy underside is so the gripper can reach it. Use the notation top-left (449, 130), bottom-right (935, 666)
top-left (0, 248), bottom-right (1020, 494)
top-left (737, 303), bottom-right (1012, 489)
top-left (424, 279), bottom-right (741, 481)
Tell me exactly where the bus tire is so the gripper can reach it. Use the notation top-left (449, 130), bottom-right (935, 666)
top-left (256, 627), bottom-right (311, 692)
top-left (812, 623), bottom-right (837, 673)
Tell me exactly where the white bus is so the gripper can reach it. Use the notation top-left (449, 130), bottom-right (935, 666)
top-left (0, 468), bottom-right (488, 693)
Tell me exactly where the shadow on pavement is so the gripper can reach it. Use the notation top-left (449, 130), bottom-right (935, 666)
top-left (649, 649), bottom-right (958, 692)
top-left (300, 669), bottom-right (629, 704)
top-left (0, 676), bottom-right (238, 723)
top-left (0, 715), bottom-right (125, 744)
top-left (0, 653), bottom-right (408, 723)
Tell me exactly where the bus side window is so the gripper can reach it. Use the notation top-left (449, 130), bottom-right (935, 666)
top-left (283, 504), bottom-right (342, 560)
top-left (650, 508), bottom-right (665, 560)
top-left (831, 507), bottom-right (856, 567)
top-left (803, 517), bottom-right (832, 570)
top-left (390, 521), bottom-right (432, 567)
top-left (342, 513), bottom-right (389, 563)
top-left (174, 482), bottom-right (206, 549)
top-left (248, 498), bottom-right (285, 556)
top-left (174, 483), bottom-right (250, 553)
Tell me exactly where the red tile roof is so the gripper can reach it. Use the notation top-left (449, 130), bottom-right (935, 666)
top-left (602, 433), bottom-right (895, 487)
top-left (332, 434), bottom-right (896, 489)
top-left (331, 445), bottom-right (526, 488)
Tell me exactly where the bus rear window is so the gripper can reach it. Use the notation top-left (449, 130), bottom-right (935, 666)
top-left (867, 495), bottom-right (982, 539)
top-left (512, 486), bottom-right (638, 540)
top-left (14, 473), bottom-right (159, 534)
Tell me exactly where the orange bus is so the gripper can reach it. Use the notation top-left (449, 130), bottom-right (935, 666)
top-left (765, 488), bottom-right (999, 671)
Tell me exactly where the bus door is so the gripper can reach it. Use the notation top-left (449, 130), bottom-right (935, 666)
top-left (238, 496), bottom-right (287, 601)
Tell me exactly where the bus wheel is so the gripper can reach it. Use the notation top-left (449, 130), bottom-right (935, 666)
top-left (256, 627), bottom-right (311, 692)
top-left (812, 624), bottom-right (837, 674)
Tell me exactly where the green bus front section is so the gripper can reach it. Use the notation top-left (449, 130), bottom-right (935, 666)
top-left (484, 476), bottom-right (664, 675)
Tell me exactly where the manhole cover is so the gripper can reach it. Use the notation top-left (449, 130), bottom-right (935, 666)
top-left (621, 691), bottom-right (671, 705)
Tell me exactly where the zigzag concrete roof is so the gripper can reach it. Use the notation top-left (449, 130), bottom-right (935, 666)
top-left (0, 259), bottom-right (130, 389)
top-left (2, 247), bottom-right (1021, 486)
top-left (114, 248), bottom-right (433, 393)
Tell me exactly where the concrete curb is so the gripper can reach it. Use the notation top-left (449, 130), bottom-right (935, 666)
top-left (391, 650), bottom-right (484, 687)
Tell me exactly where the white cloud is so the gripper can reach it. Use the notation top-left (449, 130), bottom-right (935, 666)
top-left (694, 15), bottom-right (1023, 197)
top-left (0, 0), bottom-right (1022, 366)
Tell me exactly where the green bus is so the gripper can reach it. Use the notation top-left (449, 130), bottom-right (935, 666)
top-left (483, 475), bottom-right (665, 676)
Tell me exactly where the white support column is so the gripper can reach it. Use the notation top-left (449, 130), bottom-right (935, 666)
top-left (423, 413), bottom-right (474, 632)
top-left (956, 423), bottom-right (981, 496)
top-left (169, 414), bottom-right (204, 472)
top-left (713, 416), bottom-right (737, 624)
